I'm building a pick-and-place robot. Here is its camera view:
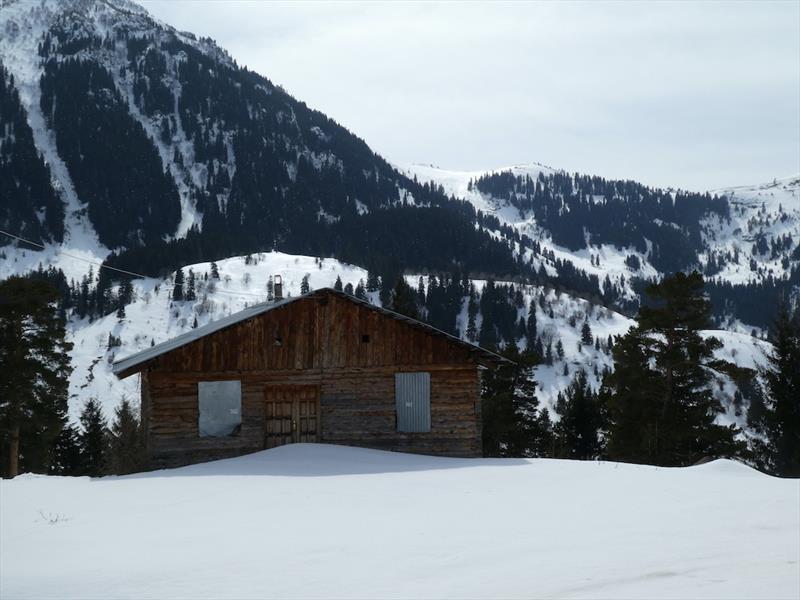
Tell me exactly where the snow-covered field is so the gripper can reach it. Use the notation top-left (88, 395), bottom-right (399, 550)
top-left (1, 444), bottom-right (797, 599)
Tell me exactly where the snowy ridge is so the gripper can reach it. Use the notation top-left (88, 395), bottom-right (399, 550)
top-left (702, 175), bottom-right (800, 285)
top-left (400, 162), bottom-right (659, 299)
top-left (1, 444), bottom-right (798, 599)
top-left (65, 251), bottom-right (770, 433)
top-left (403, 163), bottom-right (800, 299)
top-left (68, 251), bottom-right (369, 422)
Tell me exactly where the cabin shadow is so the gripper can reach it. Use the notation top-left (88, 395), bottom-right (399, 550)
top-left (121, 444), bottom-right (530, 479)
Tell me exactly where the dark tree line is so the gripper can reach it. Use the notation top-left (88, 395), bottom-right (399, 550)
top-left (40, 57), bottom-right (181, 248)
top-left (472, 170), bottom-right (729, 274)
top-left (479, 271), bottom-right (800, 476)
top-left (0, 276), bottom-right (145, 478)
top-left (0, 62), bottom-right (64, 248)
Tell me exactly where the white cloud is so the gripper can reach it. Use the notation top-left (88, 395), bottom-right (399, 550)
top-left (141, 0), bottom-right (800, 191)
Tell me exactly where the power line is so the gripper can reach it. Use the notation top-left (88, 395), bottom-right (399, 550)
top-left (2, 229), bottom-right (152, 279)
top-left (0, 229), bottom-right (271, 299)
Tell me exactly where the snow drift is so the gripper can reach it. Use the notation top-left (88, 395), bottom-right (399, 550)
top-left (1, 444), bottom-right (797, 599)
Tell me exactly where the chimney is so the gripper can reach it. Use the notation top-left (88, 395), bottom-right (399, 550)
top-left (274, 275), bottom-right (283, 301)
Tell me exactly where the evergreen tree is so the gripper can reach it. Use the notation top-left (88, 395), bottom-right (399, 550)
top-left (344, 282), bottom-right (354, 296)
top-left (466, 291), bottom-right (478, 342)
top-left (186, 269), bottom-right (196, 301)
top-left (526, 301), bottom-right (537, 342)
top-left (481, 345), bottom-right (548, 457)
top-left (555, 370), bottom-right (605, 459)
top-left (334, 275), bottom-right (343, 292)
top-left (416, 277), bottom-right (426, 306)
top-left (581, 319), bottom-right (593, 345)
top-left (172, 268), bottom-right (185, 301)
top-left (0, 277), bottom-right (72, 477)
top-left (106, 398), bottom-right (145, 475)
top-left (366, 271), bottom-right (380, 292)
top-left (116, 278), bottom-right (133, 320)
top-left (354, 279), bottom-right (367, 300)
top-left (78, 398), bottom-right (109, 477)
top-left (761, 302), bottom-right (800, 476)
top-left (604, 272), bottom-right (740, 466)
top-left (300, 274), bottom-right (311, 295)
top-left (388, 278), bottom-right (419, 319)
top-left (210, 261), bottom-right (220, 280)
top-left (50, 421), bottom-right (82, 476)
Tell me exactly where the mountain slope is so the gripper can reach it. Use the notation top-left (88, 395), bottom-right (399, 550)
top-left (403, 163), bottom-right (800, 327)
top-left (1, 0), bottom-right (523, 282)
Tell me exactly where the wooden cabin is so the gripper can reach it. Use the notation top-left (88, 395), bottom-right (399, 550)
top-left (113, 287), bottom-right (508, 469)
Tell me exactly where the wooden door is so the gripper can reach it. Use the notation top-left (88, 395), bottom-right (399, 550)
top-left (264, 385), bottom-right (320, 448)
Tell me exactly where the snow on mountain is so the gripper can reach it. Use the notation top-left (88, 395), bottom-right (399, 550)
top-left (68, 251), bottom-right (369, 422)
top-left (2, 444), bottom-right (798, 599)
top-left (400, 162), bottom-right (660, 299)
top-left (402, 163), bottom-right (800, 302)
top-left (400, 162), bottom-right (557, 217)
top-left (701, 175), bottom-right (800, 285)
top-left (0, 0), bottom-right (245, 265)
top-left (0, 0), bottom-right (110, 271)
top-left (64, 250), bottom-right (769, 435)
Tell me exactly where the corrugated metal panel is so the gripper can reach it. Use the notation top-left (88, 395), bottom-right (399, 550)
top-left (395, 372), bottom-right (431, 432)
top-left (198, 380), bottom-right (242, 437)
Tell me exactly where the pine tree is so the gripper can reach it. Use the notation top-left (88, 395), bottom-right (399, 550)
top-left (526, 301), bottom-right (537, 342)
top-left (49, 421), bottom-right (82, 475)
top-left (388, 278), bottom-right (419, 319)
top-left (344, 282), bottom-right (354, 296)
top-left (78, 398), bottom-right (109, 477)
top-left (604, 272), bottom-right (740, 466)
top-left (481, 344), bottom-right (546, 457)
top-left (185, 269), bottom-right (196, 301)
top-left (581, 319), bottom-right (593, 345)
top-left (0, 277), bottom-right (73, 477)
top-left (354, 279), bottom-right (367, 300)
top-left (466, 289), bottom-right (478, 342)
top-left (106, 398), bottom-right (145, 475)
top-left (334, 275), bottom-right (343, 292)
top-left (172, 268), bottom-right (185, 301)
top-left (300, 274), bottom-right (311, 295)
top-left (556, 370), bottom-right (605, 460)
top-left (761, 302), bottom-right (800, 476)
top-left (210, 261), bottom-right (220, 280)
top-left (366, 271), bottom-right (380, 292)
top-left (116, 278), bottom-right (133, 320)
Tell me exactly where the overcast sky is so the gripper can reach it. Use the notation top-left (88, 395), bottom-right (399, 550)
top-left (142, 1), bottom-right (800, 192)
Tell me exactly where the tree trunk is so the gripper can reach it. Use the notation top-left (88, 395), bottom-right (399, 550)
top-left (7, 424), bottom-right (20, 478)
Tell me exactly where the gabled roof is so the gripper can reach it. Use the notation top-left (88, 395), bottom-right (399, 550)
top-left (112, 288), bottom-right (510, 378)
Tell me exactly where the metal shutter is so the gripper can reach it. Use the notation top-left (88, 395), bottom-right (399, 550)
top-left (198, 380), bottom-right (242, 437)
top-left (395, 372), bottom-right (431, 432)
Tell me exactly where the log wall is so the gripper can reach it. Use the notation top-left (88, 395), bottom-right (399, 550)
top-left (140, 293), bottom-right (485, 469)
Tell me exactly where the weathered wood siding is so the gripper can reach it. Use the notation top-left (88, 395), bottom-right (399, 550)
top-left (143, 294), bottom-right (484, 468)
